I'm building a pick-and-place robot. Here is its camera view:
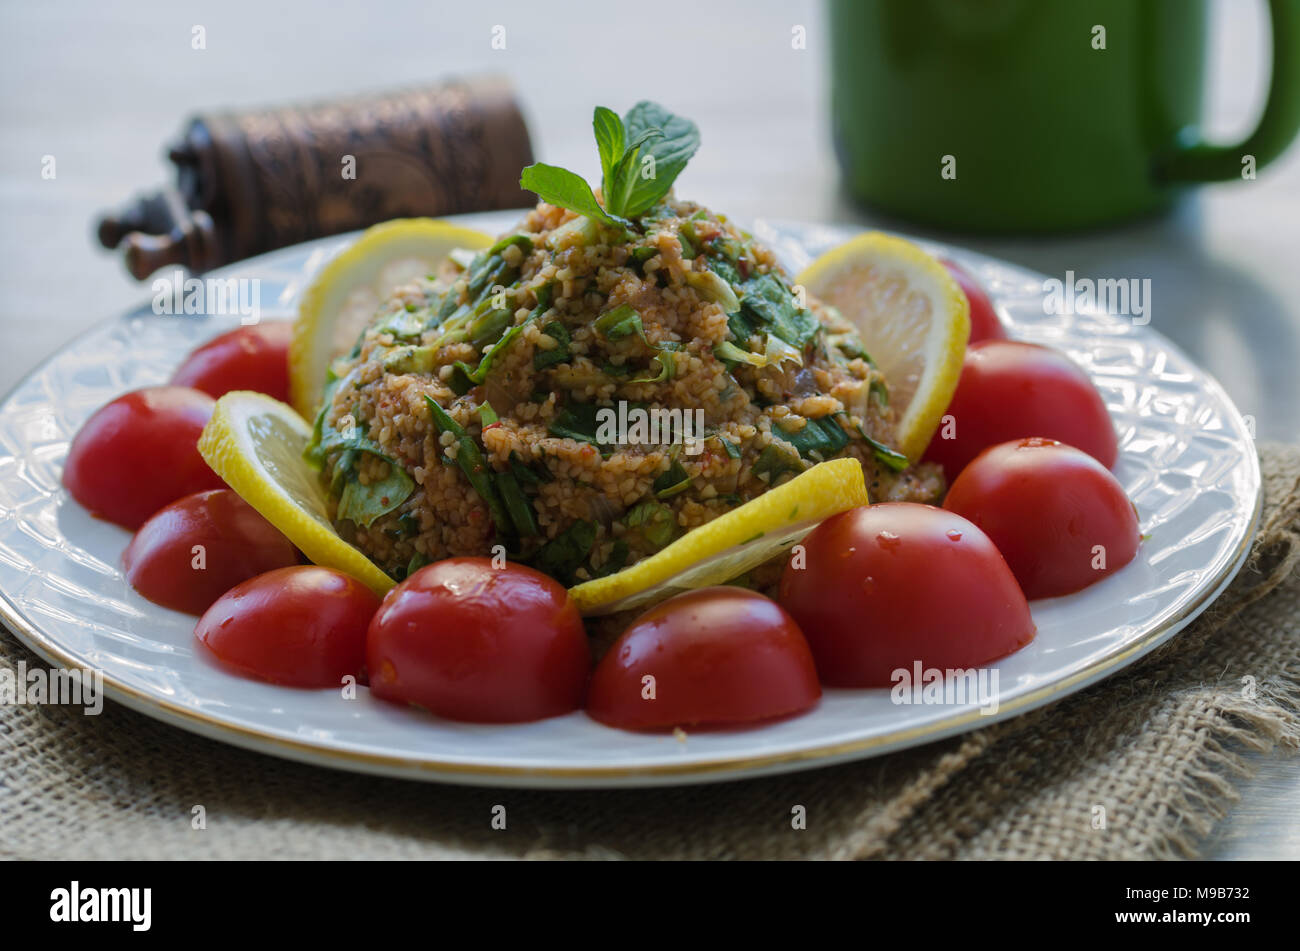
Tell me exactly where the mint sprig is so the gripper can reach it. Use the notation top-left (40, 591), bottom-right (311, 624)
top-left (520, 101), bottom-right (700, 228)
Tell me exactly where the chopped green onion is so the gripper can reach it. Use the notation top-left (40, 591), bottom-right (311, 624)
top-left (423, 395), bottom-right (512, 535)
top-left (594, 303), bottom-right (645, 341)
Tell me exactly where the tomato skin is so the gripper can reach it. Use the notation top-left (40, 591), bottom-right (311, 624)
top-left (922, 340), bottom-right (1117, 482)
top-left (170, 322), bottom-right (293, 403)
top-left (941, 259), bottom-right (1007, 343)
top-left (195, 566), bottom-right (380, 687)
top-left (943, 438), bottom-right (1140, 600)
top-left (62, 386), bottom-right (224, 529)
top-left (778, 503), bottom-right (1034, 687)
top-left (367, 558), bottom-right (589, 723)
top-left (586, 587), bottom-right (820, 731)
top-left (124, 489), bottom-right (299, 615)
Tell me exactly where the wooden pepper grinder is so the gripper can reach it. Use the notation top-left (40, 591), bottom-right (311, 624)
top-left (97, 75), bottom-right (535, 280)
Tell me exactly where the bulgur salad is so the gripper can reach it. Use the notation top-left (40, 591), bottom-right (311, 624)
top-left (306, 158), bottom-right (941, 589)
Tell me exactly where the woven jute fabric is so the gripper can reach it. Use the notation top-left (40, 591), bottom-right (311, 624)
top-left (2, 445), bottom-right (1297, 860)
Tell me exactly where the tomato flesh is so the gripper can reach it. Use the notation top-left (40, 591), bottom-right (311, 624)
top-left (124, 489), bottom-right (299, 615)
top-left (367, 558), bottom-right (589, 723)
top-left (170, 322), bottom-right (293, 403)
top-left (63, 386), bottom-right (224, 529)
top-left (943, 438), bottom-right (1140, 599)
top-left (587, 587), bottom-right (821, 731)
top-left (195, 565), bottom-right (380, 687)
top-left (779, 503), bottom-right (1035, 687)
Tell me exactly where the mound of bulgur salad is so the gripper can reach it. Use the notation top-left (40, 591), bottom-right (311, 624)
top-left (304, 102), bottom-right (943, 589)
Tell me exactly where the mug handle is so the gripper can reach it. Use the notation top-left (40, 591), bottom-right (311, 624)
top-left (1158, 0), bottom-right (1300, 183)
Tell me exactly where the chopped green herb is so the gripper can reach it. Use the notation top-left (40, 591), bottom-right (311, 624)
top-left (833, 333), bottom-right (873, 363)
top-left (594, 303), bottom-right (645, 341)
top-left (487, 233), bottom-right (534, 257)
top-left (625, 501), bottom-right (677, 549)
top-left (336, 458), bottom-right (415, 528)
top-left (382, 345), bottom-right (438, 375)
top-left (468, 306), bottom-right (512, 351)
top-left (738, 272), bottom-right (819, 349)
top-left (717, 435), bottom-right (741, 459)
top-left (424, 395), bottom-right (512, 535)
top-left (495, 467), bottom-right (539, 537)
top-left (752, 443), bottom-right (807, 482)
top-left (532, 519), bottom-right (597, 586)
top-left (713, 340), bottom-right (766, 368)
top-left (631, 350), bottom-right (676, 384)
top-left (678, 222), bottom-right (698, 259)
top-left (547, 400), bottom-right (608, 450)
top-left (396, 510), bottom-right (421, 538)
top-left (533, 281), bottom-right (555, 310)
top-left (592, 538), bottom-right (630, 577)
top-left (839, 413), bottom-right (909, 471)
top-left (508, 451), bottom-right (551, 485)
top-left (706, 255), bottom-right (743, 287)
top-left (629, 246), bottom-right (658, 270)
top-left (534, 321), bottom-right (572, 370)
top-left (653, 459), bottom-right (692, 499)
top-left (685, 270), bottom-right (740, 313)
top-left (375, 307), bottom-right (427, 341)
top-left (776, 416), bottom-right (849, 462)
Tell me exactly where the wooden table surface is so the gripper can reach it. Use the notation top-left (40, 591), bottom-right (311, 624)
top-left (1, 0), bottom-right (1296, 859)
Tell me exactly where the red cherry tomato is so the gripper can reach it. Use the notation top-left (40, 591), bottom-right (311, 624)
top-left (124, 489), bottom-right (300, 615)
top-left (943, 438), bottom-right (1140, 600)
top-left (195, 566), bottom-right (380, 687)
top-left (778, 503), bottom-right (1034, 687)
top-left (941, 259), bottom-right (1007, 343)
top-left (367, 558), bottom-right (589, 723)
top-left (922, 340), bottom-right (1117, 482)
top-left (586, 587), bottom-right (821, 731)
top-left (63, 386), bottom-right (224, 529)
top-left (170, 322), bottom-right (293, 403)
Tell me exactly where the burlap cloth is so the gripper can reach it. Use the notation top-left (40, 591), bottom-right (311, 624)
top-left (3, 445), bottom-right (1297, 860)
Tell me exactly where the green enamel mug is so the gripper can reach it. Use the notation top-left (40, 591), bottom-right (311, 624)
top-left (830, 0), bottom-right (1300, 230)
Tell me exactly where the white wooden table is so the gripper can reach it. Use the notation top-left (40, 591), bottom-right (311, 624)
top-left (1, 0), bottom-right (1295, 858)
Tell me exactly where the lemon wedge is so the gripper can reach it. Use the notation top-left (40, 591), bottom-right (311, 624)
top-left (197, 391), bottom-right (395, 596)
top-left (289, 219), bottom-right (494, 417)
top-left (569, 458), bottom-right (869, 616)
top-left (797, 232), bottom-right (969, 461)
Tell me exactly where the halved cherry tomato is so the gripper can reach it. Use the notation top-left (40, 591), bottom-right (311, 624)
top-left (195, 565), bottom-right (380, 687)
top-left (367, 558), bottom-right (589, 723)
top-left (170, 322), bottom-right (292, 403)
top-left (943, 438), bottom-right (1140, 600)
top-left (587, 587), bottom-right (820, 731)
top-left (941, 259), bottom-right (1007, 343)
top-left (124, 489), bottom-right (299, 615)
top-left (778, 503), bottom-right (1034, 687)
top-left (63, 386), bottom-right (224, 529)
top-left (922, 340), bottom-right (1117, 482)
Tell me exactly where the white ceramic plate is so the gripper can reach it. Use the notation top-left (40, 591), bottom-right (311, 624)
top-left (0, 212), bottom-right (1260, 788)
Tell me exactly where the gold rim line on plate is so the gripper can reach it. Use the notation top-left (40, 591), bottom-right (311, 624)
top-left (0, 484), bottom-right (1260, 784)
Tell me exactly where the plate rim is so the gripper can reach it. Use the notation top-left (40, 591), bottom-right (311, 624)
top-left (0, 219), bottom-right (1264, 788)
